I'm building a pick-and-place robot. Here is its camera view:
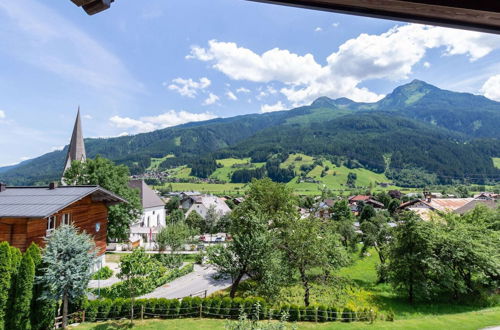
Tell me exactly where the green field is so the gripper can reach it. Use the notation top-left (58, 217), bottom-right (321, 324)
top-left (493, 157), bottom-right (500, 169)
top-left (155, 155), bottom-right (424, 196)
top-left (210, 158), bottom-right (265, 182)
top-left (157, 182), bottom-right (246, 195)
top-left (147, 154), bottom-right (174, 171)
top-left (75, 307), bottom-right (500, 329)
top-left (282, 154), bottom-right (399, 195)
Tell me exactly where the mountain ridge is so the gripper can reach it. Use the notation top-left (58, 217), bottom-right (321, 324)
top-left (1, 80), bottom-right (499, 185)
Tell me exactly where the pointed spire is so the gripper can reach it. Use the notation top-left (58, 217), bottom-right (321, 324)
top-left (63, 107), bottom-right (87, 174)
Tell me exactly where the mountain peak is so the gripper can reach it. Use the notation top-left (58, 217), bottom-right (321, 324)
top-left (311, 96), bottom-right (354, 108)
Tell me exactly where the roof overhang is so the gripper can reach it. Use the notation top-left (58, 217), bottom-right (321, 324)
top-left (248, 0), bottom-right (500, 34)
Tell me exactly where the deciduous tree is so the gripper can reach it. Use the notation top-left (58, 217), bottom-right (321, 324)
top-left (63, 156), bottom-right (142, 241)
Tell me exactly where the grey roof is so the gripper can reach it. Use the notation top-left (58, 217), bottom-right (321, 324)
top-left (129, 180), bottom-right (165, 209)
top-left (0, 185), bottom-right (126, 218)
top-left (63, 108), bottom-right (86, 173)
top-left (454, 199), bottom-right (497, 214)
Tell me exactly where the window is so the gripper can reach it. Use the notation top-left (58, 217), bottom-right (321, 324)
top-left (62, 213), bottom-right (72, 225)
top-left (47, 216), bottom-right (56, 236)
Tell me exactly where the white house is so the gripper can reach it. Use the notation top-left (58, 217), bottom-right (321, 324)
top-left (183, 194), bottom-right (231, 219)
top-left (128, 180), bottom-right (166, 249)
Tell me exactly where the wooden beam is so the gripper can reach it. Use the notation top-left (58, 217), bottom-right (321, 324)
top-left (248, 0), bottom-right (500, 34)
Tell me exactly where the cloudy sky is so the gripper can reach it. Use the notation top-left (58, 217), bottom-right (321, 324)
top-left (2, 0), bottom-right (500, 166)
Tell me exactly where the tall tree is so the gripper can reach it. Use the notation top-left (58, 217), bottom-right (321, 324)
top-left (156, 221), bottom-right (192, 268)
top-left (185, 210), bottom-right (205, 234)
top-left (280, 216), bottom-right (346, 306)
top-left (118, 248), bottom-right (164, 322)
top-left (63, 156), bottom-right (142, 241)
top-left (9, 253), bottom-right (35, 330)
top-left (387, 212), bottom-right (437, 303)
top-left (26, 243), bottom-right (56, 330)
top-left (207, 207), bottom-right (279, 298)
top-left (39, 225), bottom-right (96, 329)
top-left (0, 242), bottom-right (11, 330)
top-left (5, 246), bottom-right (22, 327)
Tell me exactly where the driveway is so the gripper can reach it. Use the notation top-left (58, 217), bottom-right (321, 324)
top-left (139, 264), bottom-right (232, 299)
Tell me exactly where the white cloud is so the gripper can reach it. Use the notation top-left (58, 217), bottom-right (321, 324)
top-left (332, 22), bottom-right (340, 28)
top-left (261, 101), bottom-right (286, 113)
top-left (226, 91), bottom-right (238, 101)
top-left (423, 61), bottom-right (431, 68)
top-left (110, 110), bottom-right (217, 134)
top-left (202, 93), bottom-right (219, 106)
top-left (188, 24), bottom-right (500, 106)
top-left (0, 1), bottom-right (142, 96)
top-left (315, 27), bottom-right (322, 32)
top-left (83, 114), bottom-right (93, 120)
top-left (50, 146), bottom-right (64, 151)
top-left (0, 110), bottom-right (5, 119)
top-left (236, 87), bottom-right (250, 93)
top-left (167, 77), bottom-right (211, 98)
top-left (481, 75), bottom-right (500, 101)
top-left (118, 132), bottom-right (129, 137)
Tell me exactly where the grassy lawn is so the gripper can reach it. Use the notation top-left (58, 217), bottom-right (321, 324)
top-left (74, 307), bottom-right (500, 329)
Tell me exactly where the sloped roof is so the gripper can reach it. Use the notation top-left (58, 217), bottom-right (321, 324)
top-left (190, 195), bottom-right (231, 215)
top-left (129, 180), bottom-right (165, 209)
top-left (349, 195), bottom-right (371, 202)
top-left (0, 185), bottom-right (126, 218)
top-left (427, 198), bottom-right (474, 212)
top-left (63, 108), bottom-right (86, 173)
top-left (454, 199), bottom-right (497, 214)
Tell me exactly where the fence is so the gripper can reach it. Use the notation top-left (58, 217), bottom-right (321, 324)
top-left (80, 297), bottom-right (382, 324)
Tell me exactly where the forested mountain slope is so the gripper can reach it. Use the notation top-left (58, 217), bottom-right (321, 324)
top-left (1, 80), bottom-right (499, 185)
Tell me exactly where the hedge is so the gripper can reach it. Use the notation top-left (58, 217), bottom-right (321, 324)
top-left (91, 266), bottom-right (113, 280)
top-left (95, 263), bottom-right (194, 299)
top-left (83, 297), bottom-right (377, 323)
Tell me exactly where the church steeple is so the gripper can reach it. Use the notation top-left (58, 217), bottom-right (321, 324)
top-left (63, 107), bottom-right (86, 175)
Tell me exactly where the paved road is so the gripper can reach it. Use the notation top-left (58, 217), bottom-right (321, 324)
top-left (139, 264), bottom-right (232, 299)
top-left (88, 262), bottom-right (120, 289)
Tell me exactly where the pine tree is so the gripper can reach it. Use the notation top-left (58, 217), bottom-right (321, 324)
top-left (0, 242), bottom-right (11, 330)
top-left (10, 253), bottom-right (35, 330)
top-left (39, 225), bottom-right (96, 329)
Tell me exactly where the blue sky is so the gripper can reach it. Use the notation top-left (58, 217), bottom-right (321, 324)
top-left (2, 0), bottom-right (500, 166)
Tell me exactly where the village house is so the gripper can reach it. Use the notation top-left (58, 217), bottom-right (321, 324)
top-left (0, 182), bottom-right (126, 269)
top-left (348, 195), bottom-right (385, 213)
top-left (128, 179), bottom-right (166, 249)
top-left (182, 194), bottom-right (231, 219)
top-left (398, 196), bottom-right (497, 221)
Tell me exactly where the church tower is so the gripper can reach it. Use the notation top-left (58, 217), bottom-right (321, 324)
top-left (62, 107), bottom-right (86, 181)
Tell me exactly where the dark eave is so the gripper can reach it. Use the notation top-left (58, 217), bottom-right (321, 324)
top-left (248, 0), bottom-right (500, 34)
top-left (71, 0), bottom-right (114, 15)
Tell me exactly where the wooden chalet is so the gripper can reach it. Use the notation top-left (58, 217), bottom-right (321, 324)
top-left (0, 182), bottom-right (126, 266)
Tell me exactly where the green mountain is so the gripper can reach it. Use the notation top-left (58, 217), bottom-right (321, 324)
top-left (1, 80), bottom-right (499, 185)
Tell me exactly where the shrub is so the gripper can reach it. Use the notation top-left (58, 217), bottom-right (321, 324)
top-left (91, 266), bottom-right (113, 280)
top-left (85, 302), bottom-right (98, 322)
top-left (180, 297), bottom-right (192, 317)
top-left (209, 297), bottom-right (222, 317)
top-left (231, 298), bottom-right (243, 319)
top-left (191, 297), bottom-right (203, 317)
top-left (220, 297), bottom-right (232, 317)
top-left (328, 307), bottom-right (338, 321)
top-left (145, 298), bottom-right (158, 317)
top-left (169, 299), bottom-right (180, 317)
top-left (109, 298), bottom-right (124, 318)
top-left (318, 305), bottom-right (328, 322)
top-left (386, 309), bottom-right (395, 322)
top-left (157, 298), bottom-right (171, 318)
top-left (288, 304), bottom-right (300, 321)
top-left (305, 305), bottom-right (317, 322)
top-left (342, 307), bottom-right (356, 322)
